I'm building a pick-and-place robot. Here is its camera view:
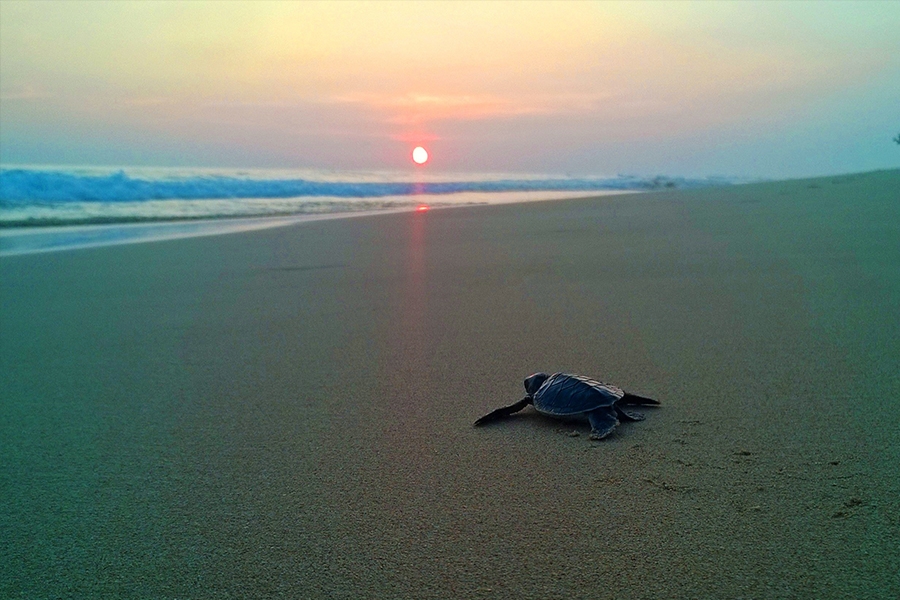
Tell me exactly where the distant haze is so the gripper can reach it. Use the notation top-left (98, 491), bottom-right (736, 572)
top-left (1, 1), bottom-right (898, 178)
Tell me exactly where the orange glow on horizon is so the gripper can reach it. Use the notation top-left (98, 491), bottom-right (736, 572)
top-left (416, 204), bottom-right (430, 211)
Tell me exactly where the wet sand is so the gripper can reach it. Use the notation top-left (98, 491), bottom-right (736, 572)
top-left (2, 170), bottom-right (898, 598)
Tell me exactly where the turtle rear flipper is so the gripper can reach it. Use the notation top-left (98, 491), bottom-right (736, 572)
top-left (621, 392), bottom-right (659, 405)
top-left (587, 406), bottom-right (619, 440)
top-left (615, 405), bottom-right (645, 421)
top-left (474, 396), bottom-right (532, 426)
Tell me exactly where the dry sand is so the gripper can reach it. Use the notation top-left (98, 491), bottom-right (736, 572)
top-left (2, 170), bottom-right (898, 598)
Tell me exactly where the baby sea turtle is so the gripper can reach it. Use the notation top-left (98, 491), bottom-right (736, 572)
top-left (474, 372), bottom-right (659, 440)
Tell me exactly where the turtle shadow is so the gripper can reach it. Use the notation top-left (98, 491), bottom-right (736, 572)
top-left (474, 406), bottom-right (655, 440)
top-left (476, 409), bottom-right (594, 436)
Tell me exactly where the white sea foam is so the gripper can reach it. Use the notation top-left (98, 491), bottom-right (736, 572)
top-left (0, 209), bottom-right (412, 256)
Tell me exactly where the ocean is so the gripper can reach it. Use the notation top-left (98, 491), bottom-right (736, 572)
top-left (0, 165), bottom-right (738, 255)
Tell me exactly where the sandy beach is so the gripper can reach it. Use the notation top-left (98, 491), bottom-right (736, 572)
top-left (1, 170), bottom-right (898, 598)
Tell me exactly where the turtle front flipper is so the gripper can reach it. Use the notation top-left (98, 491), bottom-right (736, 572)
top-left (587, 406), bottom-right (619, 440)
top-left (474, 396), bottom-right (532, 426)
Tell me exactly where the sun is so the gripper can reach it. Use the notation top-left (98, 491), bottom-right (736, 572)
top-left (412, 146), bottom-right (429, 165)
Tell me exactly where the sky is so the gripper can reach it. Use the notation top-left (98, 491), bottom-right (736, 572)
top-left (1, 0), bottom-right (898, 178)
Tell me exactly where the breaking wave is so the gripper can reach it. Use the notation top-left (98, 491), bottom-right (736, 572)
top-left (0, 167), bottom-right (729, 203)
top-left (0, 166), bottom-right (739, 227)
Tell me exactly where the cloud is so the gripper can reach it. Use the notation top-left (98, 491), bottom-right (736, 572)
top-left (328, 91), bottom-right (613, 125)
top-left (0, 84), bottom-right (50, 101)
top-left (124, 97), bottom-right (176, 107)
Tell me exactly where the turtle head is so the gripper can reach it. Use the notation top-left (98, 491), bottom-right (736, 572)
top-left (524, 372), bottom-right (549, 396)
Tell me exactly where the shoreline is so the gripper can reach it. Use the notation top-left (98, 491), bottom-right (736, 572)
top-left (0, 190), bottom-right (634, 257)
top-left (3, 167), bottom-right (892, 257)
